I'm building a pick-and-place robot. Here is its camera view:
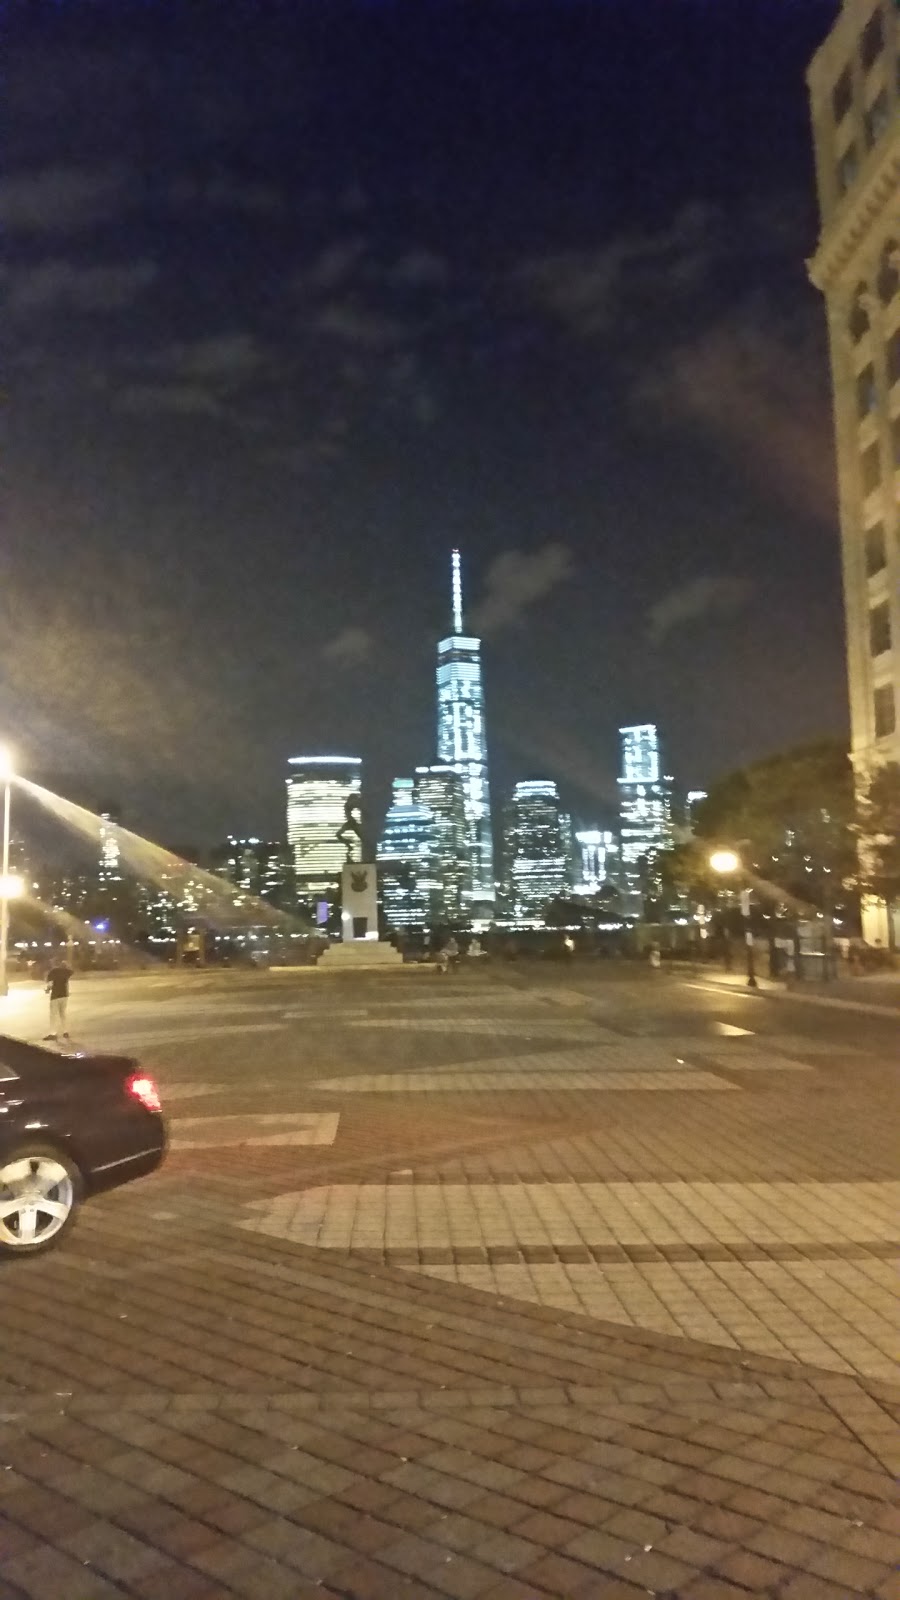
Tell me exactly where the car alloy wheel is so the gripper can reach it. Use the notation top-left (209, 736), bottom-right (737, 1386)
top-left (0, 1146), bottom-right (81, 1256)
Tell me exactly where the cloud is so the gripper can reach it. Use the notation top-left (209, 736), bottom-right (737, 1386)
top-left (116, 383), bottom-right (224, 419)
top-left (313, 301), bottom-right (406, 349)
top-left (321, 626), bottom-right (373, 666)
top-left (169, 175), bottom-right (285, 216)
top-left (0, 164), bottom-right (127, 233)
top-left (471, 544), bottom-right (574, 634)
top-left (114, 332), bottom-right (268, 421)
top-left (296, 239), bottom-right (368, 293)
top-left (647, 575), bottom-right (754, 645)
top-left (514, 202), bottom-right (719, 338)
top-left (632, 305), bottom-right (835, 523)
top-left (388, 249), bottom-right (449, 289)
top-left (167, 332), bottom-right (266, 384)
top-left (6, 258), bottom-right (157, 316)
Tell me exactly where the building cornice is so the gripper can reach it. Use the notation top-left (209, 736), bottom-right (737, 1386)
top-left (808, 139), bottom-right (900, 293)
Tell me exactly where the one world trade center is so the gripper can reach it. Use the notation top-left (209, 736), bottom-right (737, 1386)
top-left (435, 550), bottom-right (495, 914)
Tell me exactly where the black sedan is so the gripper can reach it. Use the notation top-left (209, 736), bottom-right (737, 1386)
top-left (0, 1034), bottom-right (166, 1256)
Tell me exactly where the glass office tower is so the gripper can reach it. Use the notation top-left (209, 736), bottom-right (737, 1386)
top-left (435, 550), bottom-right (495, 914)
top-left (413, 763), bottom-right (468, 923)
top-left (502, 779), bottom-right (568, 918)
top-left (376, 778), bottom-right (434, 930)
top-left (286, 755), bottom-right (361, 908)
top-left (617, 724), bottom-right (673, 918)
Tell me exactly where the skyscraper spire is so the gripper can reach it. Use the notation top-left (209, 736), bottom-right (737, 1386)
top-left (451, 548), bottom-right (463, 636)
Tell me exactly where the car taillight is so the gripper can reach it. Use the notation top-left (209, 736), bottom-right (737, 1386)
top-left (126, 1073), bottom-right (162, 1114)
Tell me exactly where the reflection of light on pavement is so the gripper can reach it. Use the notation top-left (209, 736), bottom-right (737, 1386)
top-left (0, 985), bottom-right (40, 1016)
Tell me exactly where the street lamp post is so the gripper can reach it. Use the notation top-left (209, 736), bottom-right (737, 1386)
top-left (739, 887), bottom-right (758, 989)
top-left (709, 849), bottom-right (758, 990)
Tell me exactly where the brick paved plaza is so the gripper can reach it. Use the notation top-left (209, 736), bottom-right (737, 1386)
top-left (1, 964), bottom-right (898, 1599)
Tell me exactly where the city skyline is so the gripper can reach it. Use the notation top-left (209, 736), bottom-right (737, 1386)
top-left (5, 0), bottom-right (847, 846)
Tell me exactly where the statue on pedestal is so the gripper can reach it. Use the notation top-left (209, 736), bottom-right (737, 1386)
top-left (336, 792), bottom-right (363, 863)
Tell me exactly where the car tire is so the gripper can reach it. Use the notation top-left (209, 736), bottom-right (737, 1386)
top-left (0, 1144), bottom-right (83, 1257)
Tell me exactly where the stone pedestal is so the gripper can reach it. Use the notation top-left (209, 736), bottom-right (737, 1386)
top-left (318, 941), bottom-right (403, 969)
top-left (339, 862), bottom-right (379, 942)
top-left (317, 862), bottom-right (403, 970)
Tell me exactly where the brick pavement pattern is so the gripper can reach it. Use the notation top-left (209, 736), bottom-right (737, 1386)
top-left (0, 964), bottom-right (898, 1599)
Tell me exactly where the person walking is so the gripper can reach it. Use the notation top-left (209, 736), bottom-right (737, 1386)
top-left (44, 957), bottom-right (73, 1042)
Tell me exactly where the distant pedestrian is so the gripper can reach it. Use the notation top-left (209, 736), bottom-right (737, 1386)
top-left (436, 935), bottom-right (459, 975)
top-left (44, 959), bottom-right (73, 1042)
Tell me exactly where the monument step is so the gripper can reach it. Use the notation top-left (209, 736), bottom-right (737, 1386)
top-left (318, 941), bottom-right (404, 969)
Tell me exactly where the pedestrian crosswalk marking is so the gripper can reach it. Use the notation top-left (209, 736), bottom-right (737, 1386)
top-left (171, 1111), bottom-right (339, 1149)
top-left (311, 1068), bottom-right (735, 1093)
top-left (238, 1179), bottom-right (900, 1382)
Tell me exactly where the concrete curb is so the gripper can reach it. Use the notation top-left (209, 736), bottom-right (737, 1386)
top-left (683, 976), bottom-right (900, 1019)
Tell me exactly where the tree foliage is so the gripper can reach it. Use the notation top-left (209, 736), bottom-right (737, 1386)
top-left (855, 761), bottom-right (900, 908)
top-left (676, 739), bottom-right (856, 912)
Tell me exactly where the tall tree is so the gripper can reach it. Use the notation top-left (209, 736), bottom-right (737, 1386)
top-left (690, 739), bottom-right (856, 913)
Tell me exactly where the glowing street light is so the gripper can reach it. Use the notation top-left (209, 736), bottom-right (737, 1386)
top-left (0, 748), bottom-right (15, 998)
top-left (708, 846), bottom-right (757, 989)
top-left (0, 876), bottom-right (23, 901)
top-left (709, 849), bottom-right (741, 875)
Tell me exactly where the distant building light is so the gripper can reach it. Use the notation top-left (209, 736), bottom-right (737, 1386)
top-left (287, 755), bottom-right (362, 765)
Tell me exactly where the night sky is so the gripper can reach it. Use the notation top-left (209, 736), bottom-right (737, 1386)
top-left (5, 0), bottom-right (845, 850)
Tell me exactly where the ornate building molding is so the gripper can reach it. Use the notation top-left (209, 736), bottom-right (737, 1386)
top-left (808, 143), bottom-right (900, 292)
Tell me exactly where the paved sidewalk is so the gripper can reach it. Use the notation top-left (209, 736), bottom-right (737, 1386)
top-left (679, 965), bottom-right (900, 1016)
top-left (0, 968), bottom-right (897, 1599)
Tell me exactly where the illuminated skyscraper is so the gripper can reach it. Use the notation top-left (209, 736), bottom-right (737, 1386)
top-left (377, 778), bottom-right (434, 929)
top-left (435, 551), bottom-right (495, 912)
top-left (98, 806), bottom-right (122, 889)
top-left (575, 829), bottom-right (620, 895)
top-left (502, 779), bottom-right (567, 919)
top-left (209, 837), bottom-right (295, 910)
top-left (414, 764), bottom-right (467, 923)
top-left (286, 756), bottom-right (361, 904)
top-left (617, 724), bottom-right (673, 918)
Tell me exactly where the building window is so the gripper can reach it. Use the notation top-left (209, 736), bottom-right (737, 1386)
top-left (861, 8), bottom-right (884, 71)
top-left (888, 327), bottom-right (900, 386)
top-left (864, 88), bottom-right (889, 147)
top-left (877, 239), bottom-right (900, 304)
top-left (874, 683), bottom-right (896, 738)
top-left (870, 599), bottom-right (892, 655)
top-left (832, 67), bottom-right (853, 121)
top-left (849, 284), bottom-right (870, 343)
top-left (861, 441), bottom-right (881, 493)
top-left (836, 144), bottom-right (859, 194)
top-left (865, 521), bottom-right (887, 575)
top-left (857, 364), bottom-right (877, 418)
